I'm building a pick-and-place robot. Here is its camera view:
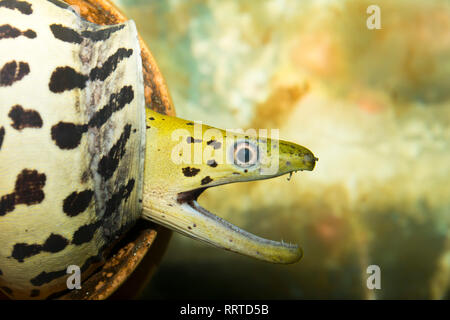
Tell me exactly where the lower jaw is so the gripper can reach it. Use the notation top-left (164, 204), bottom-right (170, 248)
top-left (141, 190), bottom-right (303, 264)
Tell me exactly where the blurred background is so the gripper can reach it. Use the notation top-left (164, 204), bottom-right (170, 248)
top-left (113, 0), bottom-right (449, 299)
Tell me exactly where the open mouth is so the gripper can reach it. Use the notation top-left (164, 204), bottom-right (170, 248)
top-left (173, 186), bottom-right (302, 264)
top-left (142, 137), bottom-right (316, 264)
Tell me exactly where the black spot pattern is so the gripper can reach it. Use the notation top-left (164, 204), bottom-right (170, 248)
top-left (0, 126), bottom-right (4, 149)
top-left (63, 190), bottom-right (94, 217)
top-left (90, 48), bottom-right (133, 82)
top-left (0, 24), bottom-right (36, 39)
top-left (49, 48), bottom-right (133, 93)
top-left (88, 86), bottom-right (134, 129)
top-left (182, 167), bottom-right (200, 177)
top-left (0, 61), bottom-right (29, 86)
top-left (30, 269), bottom-right (66, 287)
top-left (201, 176), bottom-right (213, 185)
top-left (43, 234), bottom-right (69, 253)
top-left (11, 243), bottom-right (40, 262)
top-left (11, 233), bottom-right (69, 262)
top-left (49, 24), bottom-right (82, 44)
top-left (50, 23), bottom-right (125, 44)
top-left (98, 124), bottom-right (131, 180)
top-left (103, 179), bottom-right (135, 218)
top-left (26, 187), bottom-right (137, 289)
top-left (0, 17), bottom-right (141, 285)
top-left (186, 136), bottom-right (202, 143)
top-left (0, 194), bottom-right (14, 215)
top-left (71, 178), bottom-right (134, 245)
top-left (48, 66), bottom-right (88, 93)
top-left (8, 105), bottom-right (42, 130)
top-left (207, 139), bottom-right (222, 149)
top-left (0, 0), bottom-right (32, 15)
top-left (71, 221), bottom-right (101, 246)
top-left (207, 159), bottom-right (218, 167)
top-left (0, 169), bottom-right (46, 216)
top-left (51, 122), bottom-right (88, 150)
top-left (51, 86), bottom-right (134, 150)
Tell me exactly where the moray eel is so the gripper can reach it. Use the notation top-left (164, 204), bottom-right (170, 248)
top-left (142, 108), bottom-right (317, 264)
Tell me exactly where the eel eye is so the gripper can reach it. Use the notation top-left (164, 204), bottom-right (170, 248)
top-left (233, 141), bottom-right (258, 168)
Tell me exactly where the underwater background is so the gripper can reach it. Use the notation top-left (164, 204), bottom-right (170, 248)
top-left (113, 0), bottom-right (449, 299)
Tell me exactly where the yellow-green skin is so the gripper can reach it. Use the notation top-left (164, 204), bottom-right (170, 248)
top-left (0, 0), bottom-right (316, 300)
top-left (143, 109), bottom-right (316, 264)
